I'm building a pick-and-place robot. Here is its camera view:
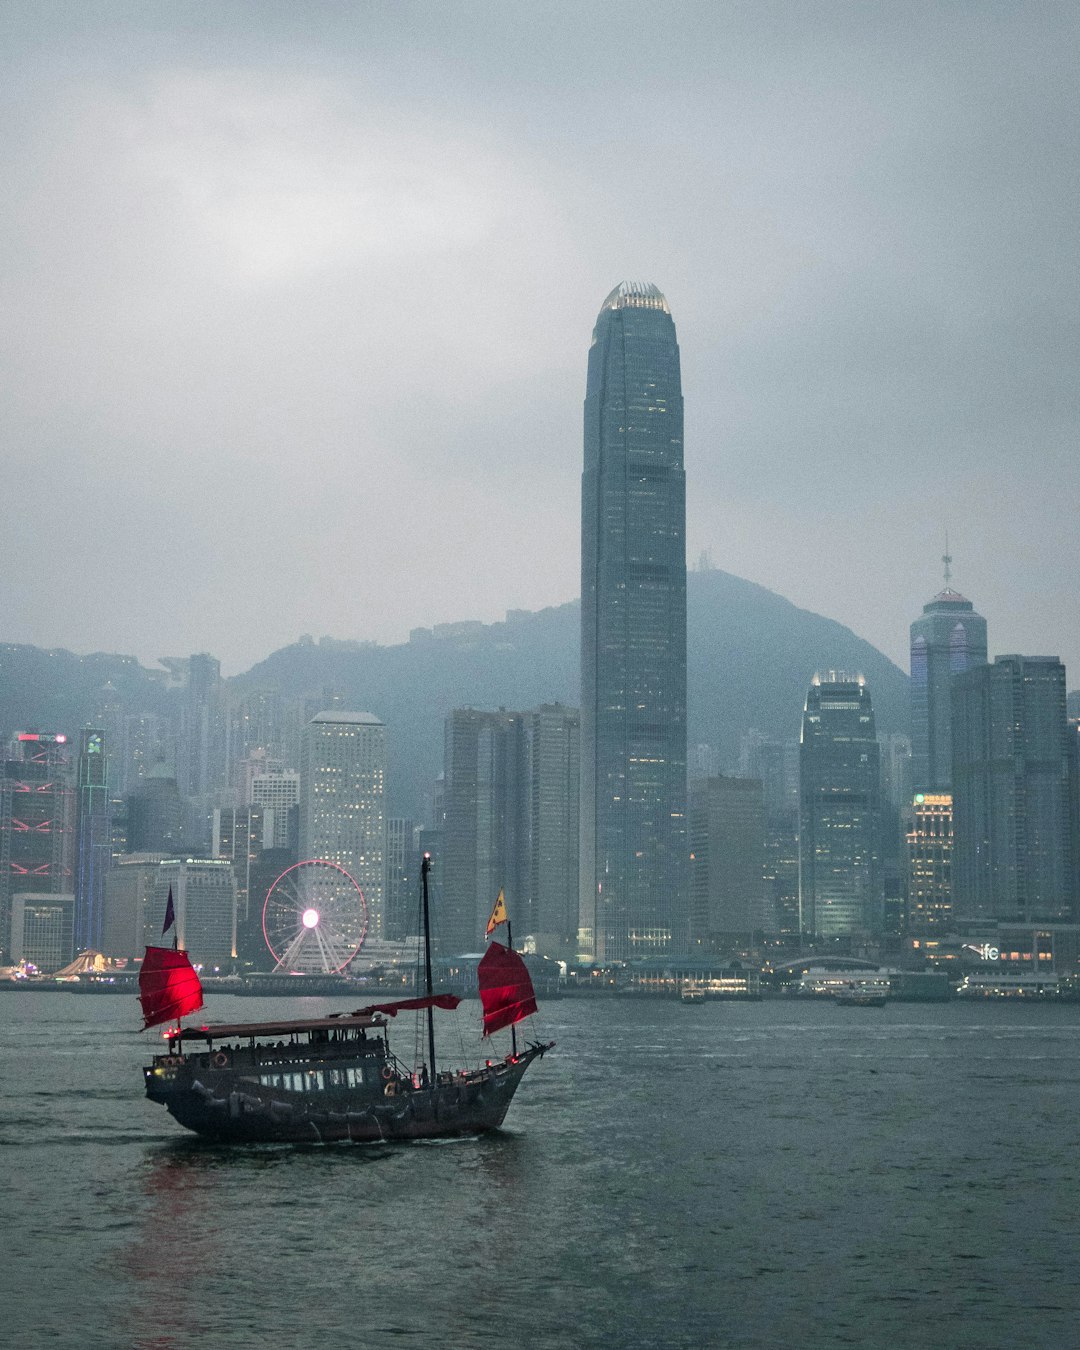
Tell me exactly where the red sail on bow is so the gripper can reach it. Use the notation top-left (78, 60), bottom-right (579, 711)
top-left (478, 942), bottom-right (537, 1038)
top-left (139, 946), bottom-right (204, 1030)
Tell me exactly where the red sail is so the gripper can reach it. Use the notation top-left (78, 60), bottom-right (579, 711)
top-left (355, 995), bottom-right (462, 1018)
top-left (139, 946), bottom-right (204, 1030)
top-left (478, 942), bottom-right (537, 1037)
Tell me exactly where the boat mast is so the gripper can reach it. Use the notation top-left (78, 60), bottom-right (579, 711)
top-left (421, 853), bottom-right (437, 1083)
top-left (506, 916), bottom-right (518, 1059)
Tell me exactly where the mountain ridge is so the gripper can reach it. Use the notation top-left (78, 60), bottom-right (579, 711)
top-left (0, 570), bottom-right (911, 822)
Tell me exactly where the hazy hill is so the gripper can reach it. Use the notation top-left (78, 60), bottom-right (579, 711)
top-left (237, 569), bottom-right (911, 820)
top-left (0, 643), bottom-right (172, 740)
top-left (0, 571), bottom-right (912, 822)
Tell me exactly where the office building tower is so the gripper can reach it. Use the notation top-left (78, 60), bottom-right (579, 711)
top-left (689, 776), bottom-right (770, 946)
top-left (226, 689), bottom-right (288, 799)
top-left (10, 892), bottom-right (75, 972)
top-left (385, 817), bottom-right (418, 941)
top-left (799, 674), bottom-right (883, 939)
top-left (442, 709), bottom-right (529, 954)
top-left (878, 732), bottom-right (913, 937)
top-left (125, 764), bottom-right (185, 854)
top-left (907, 792), bottom-right (953, 933)
top-left (152, 858), bottom-right (237, 965)
top-left (580, 281), bottom-right (687, 962)
top-left (93, 682), bottom-right (124, 796)
top-left (441, 705), bottom-right (580, 957)
top-left (165, 653), bottom-right (223, 799)
top-left (0, 732), bottom-right (75, 962)
top-left (120, 713), bottom-right (173, 798)
top-left (300, 712), bottom-right (386, 943)
top-left (910, 585), bottom-right (987, 792)
top-left (103, 854), bottom-right (165, 959)
top-left (244, 847), bottom-right (297, 965)
top-left (741, 733), bottom-right (800, 937)
top-left (952, 655), bottom-right (1077, 922)
top-left (251, 771), bottom-right (301, 849)
top-left (525, 703), bottom-right (580, 957)
top-left (213, 805), bottom-right (272, 935)
top-left (74, 729), bottom-right (110, 953)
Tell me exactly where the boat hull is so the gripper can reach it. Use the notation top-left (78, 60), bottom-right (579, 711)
top-left (145, 1045), bottom-right (549, 1144)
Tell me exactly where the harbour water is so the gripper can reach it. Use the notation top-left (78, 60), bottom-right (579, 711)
top-left (3, 992), bottom-right (1080, 1348)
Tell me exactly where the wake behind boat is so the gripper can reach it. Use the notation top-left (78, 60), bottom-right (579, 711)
top-left (139, 855), bottom-right (554, 1143)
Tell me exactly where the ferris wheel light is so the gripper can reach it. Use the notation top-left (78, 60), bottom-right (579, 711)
top-left (262, 858), bottom-right (368, 976)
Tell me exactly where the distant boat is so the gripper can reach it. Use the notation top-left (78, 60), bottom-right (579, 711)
top-left (835, 982), bottom-right (889, 1008)
top-left (681, 982), bottom-right (706, 1005)
top-left (139, 856), bottom-right (554, 1142)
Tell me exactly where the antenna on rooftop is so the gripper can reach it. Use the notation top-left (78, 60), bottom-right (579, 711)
top-left (942, 530), bottom-right (953, 587)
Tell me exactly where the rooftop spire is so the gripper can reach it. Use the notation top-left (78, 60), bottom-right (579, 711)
top-left (942, 529), bottom-right (952, 587)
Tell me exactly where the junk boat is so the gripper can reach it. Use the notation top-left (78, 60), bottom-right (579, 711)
top-left (139, 856), bottom-right (553, 1143)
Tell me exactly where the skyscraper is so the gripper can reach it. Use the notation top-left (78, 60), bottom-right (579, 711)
top-left (441, 708), bottom-right (528, 954)
top-left (74, 728), bottom-right (110, 953)
top-left (688, 775), bottom-right (770, 946)
top-left (299, 711), bottom-right (386, 942)
top-left (799, 674), bottom-right (883, 939)
top-left (907, 792), bottom-right (953, 933)
top-left (524, 703), bottom-right (580, 957)
top-left (910, 586), bottom-right (987, 792)
top-left (952, 655), bottom-right (1077, 922)
top-left (385, 817), bottom-right (418, 941)
top-left (1, 732), bottom-right (75, 963)
top-left (250, 770), bottom-right (300, 849)
top-left (579, 281), bottom-right (687, 962)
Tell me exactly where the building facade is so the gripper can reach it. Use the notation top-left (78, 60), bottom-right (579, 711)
top-left (74, 728), bottom-right (110, 953)
top-left (10, 891), bottom-right (75, 971)
top-left (910, 588), bottom-right (987, 792)
top-left (103, 853), bottom-right (165, 959)
top-left (740, 733), bottom-right (800, 937)
top-left (385, 817), bottom-right (418, 941)
top-left (907, 792), bottom-right (954, 933)
top-left (250, 770), bottom-right (300, 849)
top-left (579, 281), bottom-right (687, 962)
top-left (300, 711), bottom-right (386, 944)
top-left (799, 675), bottom-right (883, 939)
top-left (441, 709), bottom-right (528, 954)
top-left (0, 732), bottom-right (75, 963)
top-left (213, 804), bottom-right (273, 937)
top-left (952, 655), bottom-right (1077, 923)
top-left (152, 858), bottom-right (237, 966)
top-left (688, 776), bottom-right (770, 946)
top-left (523, 703), bottom-right (579, 957)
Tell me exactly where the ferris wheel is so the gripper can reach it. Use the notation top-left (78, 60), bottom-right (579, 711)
top-left (261, 859), bottom-right (368, 975)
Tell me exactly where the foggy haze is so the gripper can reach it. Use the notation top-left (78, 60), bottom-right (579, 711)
top-left (1, 2), bottom-right (1076, 676)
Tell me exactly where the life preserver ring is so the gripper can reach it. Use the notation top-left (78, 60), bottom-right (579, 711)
top-left (384, 1080), bottom-right (398, 1097)
top-left (380, 1064), bottom-right (393, 1081)
top-left (213, 1052), bottom-right (229, 1068)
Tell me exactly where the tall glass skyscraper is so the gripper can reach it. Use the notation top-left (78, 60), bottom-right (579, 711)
top-left (910, 587), bottom-right (987, 792)
top-left (579, 281), bottom-right (687, 962)
top-left (799, 674), bottom-right (883, 939)
top-left (951, 655), bottom-right (1077, 922)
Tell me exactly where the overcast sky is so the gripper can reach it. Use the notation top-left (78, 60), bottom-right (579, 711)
top-left (1, 1), bottom-right (1077, 678)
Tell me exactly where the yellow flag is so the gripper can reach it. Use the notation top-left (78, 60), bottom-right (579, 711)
top-left (485, 889), bottom-right (508, 935)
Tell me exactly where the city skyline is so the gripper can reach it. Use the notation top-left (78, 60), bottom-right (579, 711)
top-left (1, 4), bottom-right (1077, 677)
